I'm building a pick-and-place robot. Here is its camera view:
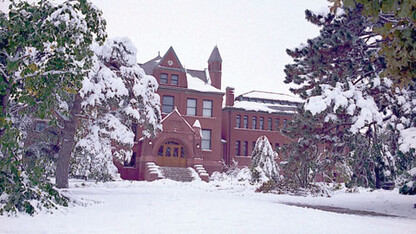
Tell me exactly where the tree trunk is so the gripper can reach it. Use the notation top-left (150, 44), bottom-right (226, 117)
top-left (55, 94), bottom-right (81, 188)
top-left (0, 86), bottom-right (11, 139)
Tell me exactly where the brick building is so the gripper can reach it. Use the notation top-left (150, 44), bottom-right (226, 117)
top-left (116, 46), bottom-right (299, 181)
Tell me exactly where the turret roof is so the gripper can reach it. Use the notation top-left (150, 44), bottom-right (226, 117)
top-left (208, 46), bottom-right (222, 63)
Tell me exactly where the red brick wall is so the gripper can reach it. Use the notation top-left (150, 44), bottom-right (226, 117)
top-left (222, 108), bottom-right (294, 167)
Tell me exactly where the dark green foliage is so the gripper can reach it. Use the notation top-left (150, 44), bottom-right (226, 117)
top-left (283, 3), bottom-right (405, 189)
top-left (400, 181), bottom-right (416, 195)
top-left (343, 0), bottom-right (416, 88)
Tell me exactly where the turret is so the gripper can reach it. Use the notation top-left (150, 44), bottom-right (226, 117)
top-left (208, 46), bottom-right (222, 90)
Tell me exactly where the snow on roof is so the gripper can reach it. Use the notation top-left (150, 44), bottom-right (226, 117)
top-left (186, 73), bottom-right (222, 93)
top-left (238, 90), bottom-right (302, 103)
top-left (233, 100), bottom-right (297, 114)
top-left (193, 119), bottom-right (201, 128)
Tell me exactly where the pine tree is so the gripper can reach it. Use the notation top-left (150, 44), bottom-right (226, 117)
top-left (283, 4), bottom-right (409, 188)
top-left (72, 38), bottom-right (162, 181)
top-left (250, 136), bottom-right (280, 183)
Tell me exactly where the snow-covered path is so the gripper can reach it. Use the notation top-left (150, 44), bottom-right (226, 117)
top-left (1, 179), bottom-right (415, 234)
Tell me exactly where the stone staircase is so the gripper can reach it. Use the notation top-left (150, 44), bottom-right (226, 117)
top-left (159, 167), bottom-right (195, 182)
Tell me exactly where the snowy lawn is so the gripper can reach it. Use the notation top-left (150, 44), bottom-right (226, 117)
top-left (1, 179), bottom-right (415, 234)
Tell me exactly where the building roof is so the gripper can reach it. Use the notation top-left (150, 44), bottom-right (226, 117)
top-left (186, 72), bottom-right (222, 93)
top-left (140, 47), bottom-right (221, 94)
top-left (140, 54), bottom-right (161, 75)
top-left (208, 46), bottom-right (222, 63)
top-left (231, 90), bottom-right (301, 114)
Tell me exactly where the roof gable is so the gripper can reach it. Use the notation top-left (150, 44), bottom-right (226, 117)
top-left (161, 108), bottom-right (194, 133)
top-left (159, 47), bottom-right (184, 70)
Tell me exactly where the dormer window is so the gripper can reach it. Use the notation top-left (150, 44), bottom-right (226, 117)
top-left (171, 74), bottom-right (178, 85)
top-left (160, 73), bottom-right (168, 84)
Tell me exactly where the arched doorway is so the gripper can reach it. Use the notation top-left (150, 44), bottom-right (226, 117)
top-left (156, 141), bottom-right (186, 167)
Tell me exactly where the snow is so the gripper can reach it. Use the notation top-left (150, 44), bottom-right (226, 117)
top-left (409, 168), bottom-right (416, 177)
top-left (399, 127), bottom-right (416, 153)
top-left (1, 179), bottom-right (415, 234)
top-left (192, 119), bottom-right (201, 128)
top-left (186, 73), bottom-right (222, 93)
top-left (305, 82), bottom-right (383, 133)
top-left (233, 100), bottom-right (297, 114)
top-left (239, 90), bottom-right (302, 103)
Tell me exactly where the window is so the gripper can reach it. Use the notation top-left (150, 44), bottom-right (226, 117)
top-left (252, 142), bottom-right (256, 152)
top-left (275, 118), bottom-right (280, 131)
top-left (171, 74), bottom-right (178, 85)
top-left (203, 100), bottom-right (213, 117)
top-left (283, 119), bottom-right (288, 128)
top-left (160, 73), bottom-right (168, 84)
top-left (201, 129), bottom-right (211, 150)
top-left (259, 117), bottom-right (264, 130)
top-left (243, 115), bottom-right (248, 129)
top-left (236, 115), bottom-right (241, 128)
top-left (187, 98), bottom-right (197, 116)
top-left (35, 121), bottom-right (45, 132)
top-left (275, 143), bottom-right (280, 152)
top-left (243, 141), bottom-right (248, 156)
top-left (162, 96), bottom-right (174, 113)
top-left (251, 116), bottom-right (257, 129)
top-left (235, 141), bottom-right (241, 156)
top-left (268, 118), bottom-right (272, 131)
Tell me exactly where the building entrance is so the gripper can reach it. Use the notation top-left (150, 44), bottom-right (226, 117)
top-left (157, 141), bottom-right (186, 167)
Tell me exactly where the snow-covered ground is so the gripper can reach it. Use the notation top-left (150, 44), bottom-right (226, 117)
top-left (1, 179), bottom-right (415, 234)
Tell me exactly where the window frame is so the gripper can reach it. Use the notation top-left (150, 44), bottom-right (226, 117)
top-left (160, 73), bottom-right (168, 84)
top-left (252, 116), bottom-right (257, 129)
top-left (236, 115), bottom-right (241, 128)
top-left (275, 118), bottom-right (280, 131)
top-left (243, 141), bottom-right (248, 156)
top-left (259, 117), bottom-right (264, 130)
top-left (162, 95), bottom-right (174, 113)
top-left (235, 140), bottom-right (241, 156)
top-left (201, 129), bottom-right (212, 150)
top-left (171, 74), bottom-right (179, 85)
top-left (202, 100), bottom-right (213, 117)
top-left (243, 115), bottom-right (248, 129)
top-left (186, 98), bottom-right (197, 116)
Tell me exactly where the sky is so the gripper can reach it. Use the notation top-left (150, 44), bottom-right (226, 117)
top-left (1, 0), bottom-right (329, 96)
top-left (89, 0), bottom-right (329, 96)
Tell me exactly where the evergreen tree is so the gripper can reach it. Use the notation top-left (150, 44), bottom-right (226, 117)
top-left (280, 106), bottom-right (350, 188)
top-left (72, 38), bottom-right (162, 181)
top-left (250, 136), bottom-right (280, 183)
top-left (283, 4), bottom-right (407, 188)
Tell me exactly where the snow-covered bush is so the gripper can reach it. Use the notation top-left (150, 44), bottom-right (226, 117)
top-left (399, 167), bottom-right (416, 195)
top-left (250, 136), bottom-right (281, 183)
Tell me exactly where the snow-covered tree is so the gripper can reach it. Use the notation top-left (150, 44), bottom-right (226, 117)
top-left (250, 136), bottom-right (280, 183)
top-left (284, 4), bottom-right (416, 188)
top-left (0, 0), bottom-right (106, 213)
top-left (72, 38), bottom-right (162, 181)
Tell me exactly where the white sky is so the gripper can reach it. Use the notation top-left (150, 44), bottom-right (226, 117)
top-left (1, 0), bottom-right (329, 95)
top-left (90, 0), bottom-right (329, 96)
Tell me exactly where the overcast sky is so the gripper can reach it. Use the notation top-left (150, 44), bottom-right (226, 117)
top-left (2, 0), bottom-right (329, 96)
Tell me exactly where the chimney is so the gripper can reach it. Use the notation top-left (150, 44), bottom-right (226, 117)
top-left (226, 87), bottom-right (235, 107)
top-left (208, 46), bottom-right (222, 90)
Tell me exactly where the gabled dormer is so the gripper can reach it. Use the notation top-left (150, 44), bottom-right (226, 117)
top-left (151, 47), bottom-right (188, 88)
top-left (159, 47), bottom-right (184, 70)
